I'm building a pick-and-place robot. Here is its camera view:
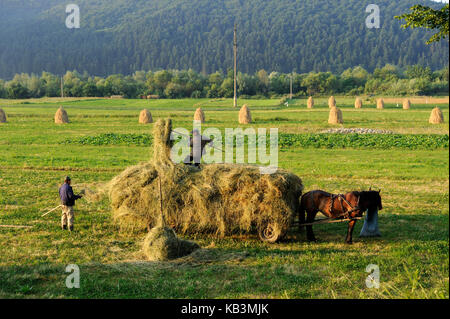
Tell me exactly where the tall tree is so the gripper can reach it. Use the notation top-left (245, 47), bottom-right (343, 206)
top-left (395, 4), bottom-right (449, 43)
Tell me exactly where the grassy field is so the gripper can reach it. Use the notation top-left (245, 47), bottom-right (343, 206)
top-left (0, 97), bottom-right (448, 298)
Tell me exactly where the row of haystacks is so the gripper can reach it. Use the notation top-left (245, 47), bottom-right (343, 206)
top-left (108, 119), bottom-right (303, 238)
top-left (305, 97), bottom-right (414, 110)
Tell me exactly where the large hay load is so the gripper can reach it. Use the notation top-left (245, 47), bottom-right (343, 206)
top-left (0, 108), bottom-right (6, 123)
top-left (403, 99), bottom-right (411, 110)
top-left (328, 107), bottom-right (343, 124)
top-left (109, 119), bottom-right (303, 243)
top-left (355, 97), bottom-right (362, 109)
top-left (328, 96), bottom-right (336, 108)
top-left (55, 106), bottom-right (69, 123)
top-left (139, 109), bottom-right (153, 124)
top-left (194, 107), bottom-right (205, 123)
top-left (239, 104), bottom-right (252, 124)
top-left (307, 96), bottom-right (314, 109)
top-left (429, 107), bottom-right (444, 124)
top-left (376, 98), bottom-right (384, 109)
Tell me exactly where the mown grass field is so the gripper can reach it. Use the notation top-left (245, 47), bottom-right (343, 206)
top-left (0, 97), bottom-right (448, 298)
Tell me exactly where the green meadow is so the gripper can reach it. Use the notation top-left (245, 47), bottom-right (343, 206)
top-left (0, 97), bottom-right (448, 298)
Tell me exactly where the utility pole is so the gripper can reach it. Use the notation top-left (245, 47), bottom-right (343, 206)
top-left (60, 77), bottom-right (64, 98)
top-left (289, 73), bottom-right (293, 100)
top-left (233, 23), bottom-right (237, 108)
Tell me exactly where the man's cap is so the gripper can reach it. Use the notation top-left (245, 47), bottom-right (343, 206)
top-left (65, 176), bottom-right (71, 182)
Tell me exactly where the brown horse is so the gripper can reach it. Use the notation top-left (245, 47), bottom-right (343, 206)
top-left (299, 189), bottom-right (382, 244)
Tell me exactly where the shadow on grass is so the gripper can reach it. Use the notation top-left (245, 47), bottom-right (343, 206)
top-left (0, 246), bottom-right (323, 298)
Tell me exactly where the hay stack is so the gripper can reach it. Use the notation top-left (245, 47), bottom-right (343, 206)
top-left (429, 107), bottom-right (444, 124)
top-left (307, 96), bottom-right (314, 109)
top-left (328, 107), bottom-right (343, 124)
top-left (54, 106), bottom-right (69, 123)
top-left (142, 226), bottom-right (199, 261)
top-left (328, 96), bottom-right (336, 108)
top-left (0, 108), bottom-right (6, 123)
top-left (355, 97), bottom-right (362, 109)
top-left (403, 99), bottom-right (411, 110)
top-left (194, 107), bottom-right (205, 123)
top-left (109, 119), bottom-right (303, 241)
top-left (139, 109), bottom-right (153, 124)
top-left (376, 98), bottom-right (384, 109)
top-left (239, 104), bottom-right (252, 124)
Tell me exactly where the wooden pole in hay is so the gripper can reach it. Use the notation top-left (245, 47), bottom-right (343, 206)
top-left (0, 108), bottom-right (6, 123)
top-left (307, 96), bottom-right (314, 109)
top-left (376, 98), bottom-right (384, 109)
top-left (54, 106), bottom-right (69, 123)
top-left (355, 97), bottom-right (362, 109)
top-left (429, 107), bottom-right (444, 124)
top-left (139, 109), bottom-right (153, 123)
top-left (158, 175), bottom-right (166, 227)
top-left (194, 107), bottom-right (205, 123)
top-left (328, 96), bottom-right (336, 108)
top-left (239, 104), bottom-right (252, 124)
top-left (328, 107), bottom-right (343, 124)
top-left (403, 99), bottom-right (411, 110)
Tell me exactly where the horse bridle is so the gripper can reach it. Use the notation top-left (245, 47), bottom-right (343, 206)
top-left (330, 194), bottom-right (361, 219)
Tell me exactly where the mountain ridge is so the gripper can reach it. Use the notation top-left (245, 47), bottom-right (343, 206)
top-left (0, 0), bottom-right (448, 79)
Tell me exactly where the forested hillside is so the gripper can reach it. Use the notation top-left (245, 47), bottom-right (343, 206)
top-left (0, 0), bottom-right (448, 79)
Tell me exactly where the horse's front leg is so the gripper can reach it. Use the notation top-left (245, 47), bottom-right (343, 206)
top-left (306, 210), bottom-right (318, 242)
top-left (345, 219), bottom-right (357, 244)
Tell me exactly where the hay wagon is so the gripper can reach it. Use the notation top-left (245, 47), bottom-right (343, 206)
top-left (109, 119), bottom-right (305, 243)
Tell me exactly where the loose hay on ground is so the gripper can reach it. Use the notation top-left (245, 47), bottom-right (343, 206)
top-left (142, 226), bottom-right (199, 261)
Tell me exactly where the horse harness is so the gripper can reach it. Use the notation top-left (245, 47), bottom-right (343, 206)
top-left (310, 191), bottom-right (361, 219)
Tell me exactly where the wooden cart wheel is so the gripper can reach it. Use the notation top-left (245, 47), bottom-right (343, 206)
top-left (258, 221), bottom-right (281, 243)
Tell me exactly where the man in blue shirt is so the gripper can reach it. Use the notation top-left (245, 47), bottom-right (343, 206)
top-left (58, 176), bottom-right (82, 231)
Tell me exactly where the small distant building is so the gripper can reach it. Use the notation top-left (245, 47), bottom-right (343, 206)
top-left (147, 95), bottom-right (160, 99)
top-left (110, 95), bottom-right (124, 99)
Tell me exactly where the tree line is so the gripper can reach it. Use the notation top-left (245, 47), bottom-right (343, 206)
top-left (0, 64), bottom-right (448, 100)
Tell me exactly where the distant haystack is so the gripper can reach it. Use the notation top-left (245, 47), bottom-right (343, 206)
top-left (54, 106), bottom-right (69, 124)
top-left (239, 104), bottom-right (252, 124)
top-left (355, 97), bottom-right (362, 109)
top-left (307, 96), bottom-right (314, 109)
top-left (194, 107), bottom-right (205, 123)
top-left (328, 107), bottom-right (343, 124)
top-left (403, 99), bottom-right (411, 110)
top-left (328, 96), bottom-right (336, 108)
top-left (0, 108), bottom-right (6, 123)
top-left (429, 107), bottom-right (444, 124)
top-left (139, 109), bottom-right (153, 124)
top-left (376, 98), bottom-right (384, 109)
